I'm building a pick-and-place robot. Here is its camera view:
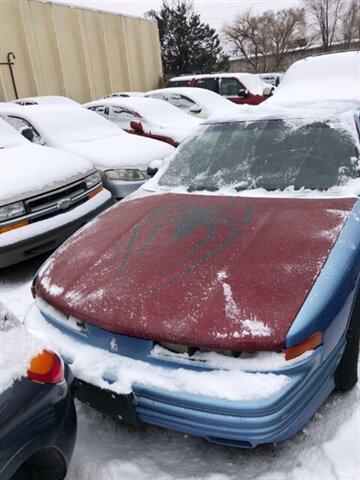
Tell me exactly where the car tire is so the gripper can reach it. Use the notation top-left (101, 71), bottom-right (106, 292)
top-left (334, 288), bottom-right (360, 392)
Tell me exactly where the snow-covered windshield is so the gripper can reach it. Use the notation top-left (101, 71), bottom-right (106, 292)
top-left (159, 118), bottom-right (359, 192)
top-left (0, 119), bottom-right (27, 149)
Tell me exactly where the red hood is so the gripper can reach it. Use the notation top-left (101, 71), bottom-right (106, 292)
top-left (36, 193), bottom-right (355, 351)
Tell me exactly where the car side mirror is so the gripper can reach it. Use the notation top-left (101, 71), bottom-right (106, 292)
top-left (146, 159), bottom-right (163, 177)
top-left (263, 86), bottom-right (274, 96)
top-left (189, 104), bottom-right (202, 114)
top-left (130, 120), bottom-right (144, 133)
top-left (20, 127), bottom-right (34, 142)
top-left (238, 88), bottom-right (249, 98)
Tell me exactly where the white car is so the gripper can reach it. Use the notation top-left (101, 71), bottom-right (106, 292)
top-left (1, 104), bottom-right (175, 200)
top-left (146, 87), bottom-right (239, 119)
top-left (0, 119), bottom-right (113, 267)
top-left (12, 95), bottom-right (79, 106)
top-left (84, 97), bottom-right (201, 146)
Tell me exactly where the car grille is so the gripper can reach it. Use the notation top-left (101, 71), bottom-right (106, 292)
top-left (25, 179), bottom-right (90, 222)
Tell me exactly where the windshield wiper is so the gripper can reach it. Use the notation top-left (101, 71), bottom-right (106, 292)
top-left (187, 185), bottom-right (219, 192)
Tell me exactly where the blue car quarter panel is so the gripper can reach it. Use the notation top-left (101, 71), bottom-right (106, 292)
top-left (286, 199), bottom-right (360, 357)
top-left (0, 364), bottom-right (77, 480)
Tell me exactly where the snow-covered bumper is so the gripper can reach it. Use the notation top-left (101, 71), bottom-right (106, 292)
top-left (25, 301), bottom-right (343, 448)
top-left (0, 189), bottom-right (113, 268)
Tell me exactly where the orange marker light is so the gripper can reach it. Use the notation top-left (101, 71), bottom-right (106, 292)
top-left (88, 185), bottom-right (103, 200)
top-left (0, 220), bottom-right (28, 234)
top-left (285, 332), bottom-right (323, 361)
top-left (27, 350), bottom-right (64, 384)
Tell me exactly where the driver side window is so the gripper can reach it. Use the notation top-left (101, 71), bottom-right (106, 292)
top-left (219, 78), bottom-right (241, 97)
top-left (4, 115), bottom-right (45, 145)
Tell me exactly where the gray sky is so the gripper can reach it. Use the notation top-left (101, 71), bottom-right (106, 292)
top-left (53, 0), bottom-right (300, 32)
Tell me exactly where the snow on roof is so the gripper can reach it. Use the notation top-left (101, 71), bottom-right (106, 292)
top-left (0, 104), bottom-right (121, 145)
top-left (13, 95), bottom-right (79, 106)
top-left (266, 51), bottom-right (360, 107)
top-left (84, 97), bottom-right (201, 129)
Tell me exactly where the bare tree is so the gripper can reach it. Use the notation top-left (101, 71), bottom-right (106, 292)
top-left (304, 0), bottom-right (345, 50)
top-left (340, 0), bottom-right (360, 46)
top-left (223, 8), bottom-right (307, 72)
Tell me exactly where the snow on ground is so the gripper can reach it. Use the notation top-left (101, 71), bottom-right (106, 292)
top-left (1, 256), bottom-right (359, 480)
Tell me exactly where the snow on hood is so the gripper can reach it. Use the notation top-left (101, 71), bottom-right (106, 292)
top-left (146, 87), bottom-right (239, 117)
top-left (1, 120), bottom-right (94, 203)
top-left (0, 302), bottom-right (44, 395)
top-left (266, 51), bottom-right (360, 107)
top-left (63, 133), bottom-right (175, 171)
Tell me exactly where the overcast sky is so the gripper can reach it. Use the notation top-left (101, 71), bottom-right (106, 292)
top-left (53, 0), bottom-right (300, 32)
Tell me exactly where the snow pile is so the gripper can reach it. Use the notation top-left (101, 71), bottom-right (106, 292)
top-left (0, 302), bottom-right (44, 394)
top-left (27, 303), bottom-right (290, 402)
top-left (267, 51), bottom-right (359, 107)
top-left (1, 121), bottom-right (94, 202)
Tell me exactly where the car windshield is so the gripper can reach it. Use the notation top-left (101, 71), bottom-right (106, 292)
top-left (159, 118), bottom-right (359, 192)
top-left (0, 119), bottom-right (27, 149)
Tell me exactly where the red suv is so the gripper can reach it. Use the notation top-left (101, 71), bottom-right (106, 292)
top-left (167, 73), bottom-right (273, 105)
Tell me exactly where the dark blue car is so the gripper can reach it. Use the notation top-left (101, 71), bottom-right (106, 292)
top-left (0, 304), bottom-right (77, 480)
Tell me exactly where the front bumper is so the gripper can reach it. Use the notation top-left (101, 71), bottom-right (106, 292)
top-left (25, 303), bottom-right (344, 448)
top-left (0, 189), bottom-right (114, 268)
top-left (102, 172), bottom-right (149, 200)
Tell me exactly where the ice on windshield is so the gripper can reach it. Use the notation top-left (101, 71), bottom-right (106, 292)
top-left (158, 116), bottom-right (360, 194)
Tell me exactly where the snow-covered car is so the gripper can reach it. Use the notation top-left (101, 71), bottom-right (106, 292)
top-left (25, 51), bottom-right (360, 448)
top-left (13, 95), bottom-right (79, 106)
top-left (84, 97), bottom-right (201, 147)
top-left (0, 303), bottom-right (77, 480)
top-left (1, 104), bottom-right (175, 200)
top-left (166, 73), bottom-right (274, 104)
top-left (0, 119), bottom-right (113, 268)
top-left (104, 92), bottom-right (144, 98)
top-left (146, 87), bottom-right (239, 119)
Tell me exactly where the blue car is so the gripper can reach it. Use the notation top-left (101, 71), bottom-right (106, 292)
top-left (24, 52), bottom-right (360, 449)
top-left (0, 304), bottom-right (77, 479)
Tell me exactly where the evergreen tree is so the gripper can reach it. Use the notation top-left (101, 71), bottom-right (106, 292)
top-left (147, 1), bottom-right (230, 76)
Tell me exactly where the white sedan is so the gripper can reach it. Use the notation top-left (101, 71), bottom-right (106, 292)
top-left (1, 104), bottom-right (175, 200)
top-left (146, 87), bottom-right (240, 119)
top-left (84, 97), bottom-right (201, 146)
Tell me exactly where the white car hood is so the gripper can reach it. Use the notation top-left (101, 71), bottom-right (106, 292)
top-left (61, 133), bottom-right (175, 171)
top-left (1, 144), bottom-right (93, 203)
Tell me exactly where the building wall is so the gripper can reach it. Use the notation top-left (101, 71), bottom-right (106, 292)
top-left (0, 0), bottom-right (163, 102)
top-left (229, 41), bottom-right (359, 73)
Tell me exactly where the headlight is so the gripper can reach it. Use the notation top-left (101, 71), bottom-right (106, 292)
top-left (104, 169), bottom-right (144, 181)
top-left (0, 201), bottom-right (26, 222)
top-left (85, 171), bottom-right (102, 189)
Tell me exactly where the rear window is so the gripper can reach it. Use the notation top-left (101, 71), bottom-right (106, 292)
top-left (167, 80), bottom-right (191, 87)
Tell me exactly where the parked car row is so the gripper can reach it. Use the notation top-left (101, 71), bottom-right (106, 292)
top-left (1, 51), bottom-right (359, 479)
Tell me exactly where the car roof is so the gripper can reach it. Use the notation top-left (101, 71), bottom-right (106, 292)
top-left (13, 95), bottom-right (79, 105)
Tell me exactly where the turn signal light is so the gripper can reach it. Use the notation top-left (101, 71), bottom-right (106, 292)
top-left (285, 331), bottom-right (323, 361)
top-left (27, 350), bottom-right (64, 384)
top-left (0, 220), bottom-right (28, 234)
top-left (88, 185), bottom-right (103, 199)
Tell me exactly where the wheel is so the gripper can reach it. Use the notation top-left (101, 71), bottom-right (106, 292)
top-left (334, 287), bottom-right (360, 391)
